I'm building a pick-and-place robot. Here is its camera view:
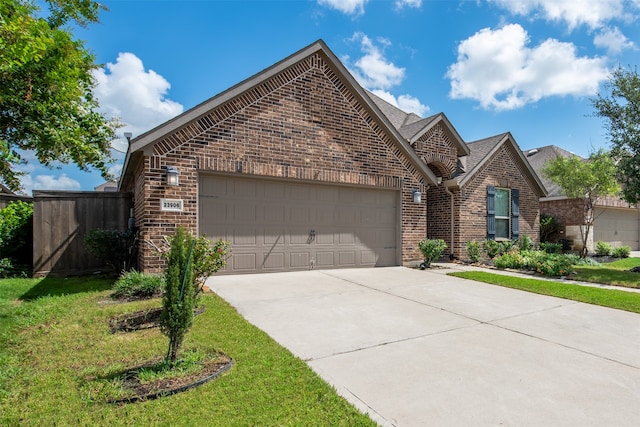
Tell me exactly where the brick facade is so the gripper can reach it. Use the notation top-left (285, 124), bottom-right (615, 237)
top-left (122, 51), bottom-right (427, 272)
top-left (454, 143), bottom-right (541, 259)
top-left (121, 41), bottom-right (544, 273)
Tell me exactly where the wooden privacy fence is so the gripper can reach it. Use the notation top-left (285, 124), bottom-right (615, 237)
top-left (33, 191), bottom-right (133, 277)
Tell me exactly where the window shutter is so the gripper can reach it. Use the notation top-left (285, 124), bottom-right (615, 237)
top-left (487, 186), bottom-right (495, 239)
top-left (511, 188), bottom-right (520, 240)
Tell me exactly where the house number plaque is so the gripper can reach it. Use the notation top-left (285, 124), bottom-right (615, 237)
top-left (160, 198), bottom-right (184, 212)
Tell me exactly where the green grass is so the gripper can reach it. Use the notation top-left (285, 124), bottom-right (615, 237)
top-left (448, 271), bottom-right (640, 314)
top-left (573, 257), bottom-right (640, 288)
top-left (0, 277), bottom-right (375, 426)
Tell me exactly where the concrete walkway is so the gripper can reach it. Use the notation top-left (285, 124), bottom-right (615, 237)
top-left (206, 266), bottom-right (640, 426)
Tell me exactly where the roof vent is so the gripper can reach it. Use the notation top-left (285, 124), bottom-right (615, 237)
top-left (527, 149), bottom-right (539, 156)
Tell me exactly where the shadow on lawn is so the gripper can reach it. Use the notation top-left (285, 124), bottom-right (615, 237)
top-left (20, 276), bottom-right (114, 301)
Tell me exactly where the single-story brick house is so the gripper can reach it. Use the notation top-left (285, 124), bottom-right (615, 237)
top-left (119, 39), bottom-right (546, 274)
top-left (525, 145), bottom-right (640, 251)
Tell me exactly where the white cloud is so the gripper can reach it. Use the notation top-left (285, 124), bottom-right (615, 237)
top-left (594, 26), bottom-right (636, 53)
top-left (344, 33), bottom-right (430, 116)
top-left (92, 52), bottom-right (184, 142)
top-left (395, 0), bottom-right (422, 9)
top-left (489, 0), bottom-right (627, 30)
top-left (21, 173), bottom-right (81, 195)
top-left (446, 24), bottom-right (609, 111)
top-left (371, 90), bottom-right (430, 116)
top-left (346, 33), bottom-right (405, 90)
top-left (317, 0), bottom-right (367, 15)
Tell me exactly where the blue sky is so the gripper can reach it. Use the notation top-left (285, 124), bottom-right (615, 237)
top-left (19, 0), bottom-right (640, 194)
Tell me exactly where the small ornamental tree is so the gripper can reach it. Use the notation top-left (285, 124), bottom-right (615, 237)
top-left (160, 227), bottom-right (196, 365)
top-left (543, 149), bottom-right (620, 257)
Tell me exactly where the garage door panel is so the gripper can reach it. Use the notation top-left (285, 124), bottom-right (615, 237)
top-left (361, 250), bottom-right (377, 265)
top-left (233, 203), bottom-right (257, 222)
top-left (290, 252), bottom-right (311, 268)
top-left (233, 253), bottom-right (256, 270)
top-left (315, 232), bottom-right (334, 245)
top-left (338, 251), bottom-right (356, 266)
top-left (199, 175), bottom-right (398, 273)
top-left (264, 205), bottom-right (285, 222)
top-left (262, 252), bottom-right (285, 270)
top-left (264, 230), bottom-right (285, 246)
top-left (234, 180), bottom-right (257, 197)
top-left (315, 251), bottom-right (334, 266)
top-left (232, 230), bottom-right (257, 246)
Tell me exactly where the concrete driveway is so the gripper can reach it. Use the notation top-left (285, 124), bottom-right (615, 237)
top-left (206, 266), bottom-right (640, 426)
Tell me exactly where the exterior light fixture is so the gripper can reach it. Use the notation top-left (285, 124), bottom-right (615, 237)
top-left (412, 189), bottom-right (422, 203)
top-left (165, 166), bottom-right (179, 186)
top-left (437, 176), bottom-right (443, 185)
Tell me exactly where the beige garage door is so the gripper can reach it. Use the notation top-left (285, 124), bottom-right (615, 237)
top-left (594, 207), bottom-right (640, 250)
top-left (199, 175), bottom-right (399, 273)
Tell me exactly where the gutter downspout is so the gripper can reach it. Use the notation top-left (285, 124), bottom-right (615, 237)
top-left (444, 186), bottom-right (455, 260)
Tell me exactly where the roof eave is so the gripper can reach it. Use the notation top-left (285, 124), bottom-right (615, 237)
top-left (126, 39), bottom-right (438, 186)
top-left (408, 113), bottom-right (470, 157)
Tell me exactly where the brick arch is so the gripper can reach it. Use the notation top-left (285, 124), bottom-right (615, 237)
top-left (422, 154), bottom-right (455, 178)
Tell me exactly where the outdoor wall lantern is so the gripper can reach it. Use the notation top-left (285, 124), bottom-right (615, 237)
top-left (165, 166), bottom-right (179, 186)
top-left (412, 189), bottom-right (422, 203)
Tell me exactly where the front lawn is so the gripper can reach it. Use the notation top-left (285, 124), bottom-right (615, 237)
top-left (448, 271), bottom-right (640, 314)
top-left (573, 257), bottom-right (640, 288)
top-left (0, 277), bottom-right (375, 426)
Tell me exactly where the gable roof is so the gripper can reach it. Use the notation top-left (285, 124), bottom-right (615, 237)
top-left (449, 132), bottom-right (547, 197)
top-left (523, 145), bottom-right (578, 198)
top-left (366, 91), bottom-right (470, 157)
top-left (119, 39), bottom-right (439, 189)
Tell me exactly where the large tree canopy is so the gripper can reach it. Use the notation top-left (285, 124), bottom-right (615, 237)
top-left (592, 66), bottom-right (640, 204)
top-left (0, 0), bottom-right (118, 192)
top-left (543, 149), bottom-right (620, 257)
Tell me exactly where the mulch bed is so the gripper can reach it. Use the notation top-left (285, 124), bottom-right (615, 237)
top-left (107, 354), bottom-right (233, 404)
top-left (110, 306), bottom-right (206, 333)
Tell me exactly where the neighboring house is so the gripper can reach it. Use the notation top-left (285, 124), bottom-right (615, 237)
top-left (119, 39), bottom-right (545, 274)
top-left (94, 181), bottom-right (118, 192)
top-left (0, 184), bottom-right (31, 209)
top-left (525, 145), bottom-right (640, 251)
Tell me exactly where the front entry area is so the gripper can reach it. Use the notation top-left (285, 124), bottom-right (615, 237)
top-left (198, 175), bottom-right (399, 274)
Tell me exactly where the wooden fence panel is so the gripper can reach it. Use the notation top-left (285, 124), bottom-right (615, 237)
top-left (33, 191), bottom-right (132, 277)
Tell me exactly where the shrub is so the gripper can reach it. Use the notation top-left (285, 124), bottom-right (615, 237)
top-left (0, 200), bottom-right (33, 266)
top-left (494, 251), bottom-right (526, 270)
top-left (466, 240), bottom-right (481, 263)
top-left (84, 229), bottom-right (135, 272)
top-left (534, 254), bottom-right (574, 277)
top-left (518, 235), bottom-right (534, 252)
top-left (565, 254), bottom-right (601, 266)
top-left (192, 236), bottom-right (231, 294)
top-left (540, 214), bottom-right (560, 242)
top-left (418, 239), bottom-right (447, 268)
top-left (612, 245), bottom-right (631, 259)
top-left (499, 240), bottom-right (516, 254)
top-left (540, 242), bottom-right (563, 254)
top-left (595, 241), bottom-right (613, 257)
top-left (112, 270), bottom-right (164, 300)
top-left (482, 239), bottom-right (501, 259)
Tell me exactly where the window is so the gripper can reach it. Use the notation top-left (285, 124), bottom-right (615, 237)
top-left (495, 188), bottom-right (510, 239)
top-left (487, 186), bottom-right (519, 240)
